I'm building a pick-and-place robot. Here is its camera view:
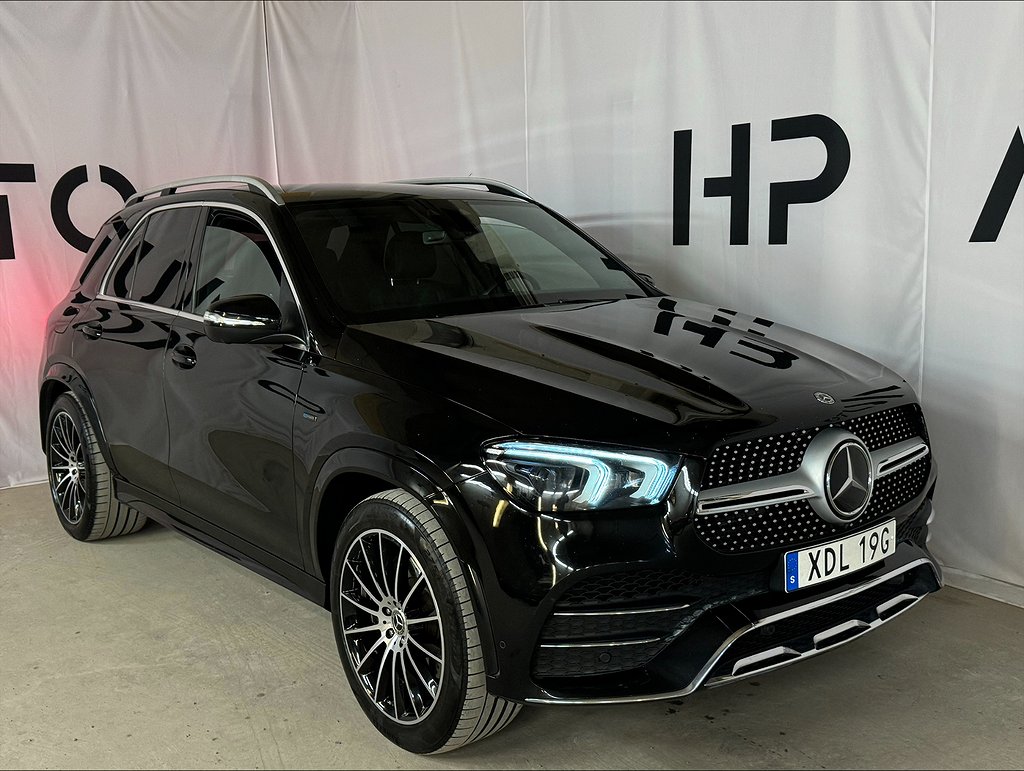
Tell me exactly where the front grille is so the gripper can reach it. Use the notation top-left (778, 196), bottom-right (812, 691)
top-left (696, 500), bottom-right (831, 553)
top-left (696, 404), bottom-right (930, 555)
top-left (841, 405), bottom-right (927, 451)
top-left (864, 456), bottom-right (930, 518)
top-left (702, 430), bottom-right (814, 490)
top-left (554, 567), bottom-right (768, 610)
top-left (702, 404), bottom-right (926, 490)
top-left (556, 567), bottom-right (703, 609)
top-left (695, 456), bottom-right (932, 554)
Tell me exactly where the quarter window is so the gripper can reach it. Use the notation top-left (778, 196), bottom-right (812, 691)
top-left (106, 226), bottom-right (144, 300)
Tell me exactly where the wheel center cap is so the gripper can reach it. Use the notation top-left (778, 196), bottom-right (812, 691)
top-left (391, 612), bottom-right (406, 635)
top-left (380, 598), bottom-right (407, 639)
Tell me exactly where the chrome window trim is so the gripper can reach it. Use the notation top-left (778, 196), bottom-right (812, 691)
top-left (94, 295), bottom-right (181, 319)
top-left (96, 200), bottom-right (309, 344)
top-left (524, 556), bottom-right (938, 705)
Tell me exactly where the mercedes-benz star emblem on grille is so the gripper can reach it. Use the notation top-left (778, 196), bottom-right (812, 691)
top-left (824, 441), bottom-right (873, 520)
top-left (814, 391), bottom-right (836, 405)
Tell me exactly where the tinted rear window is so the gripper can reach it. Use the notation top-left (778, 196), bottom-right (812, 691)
top-left (128, 208), bottom-right (197, 307)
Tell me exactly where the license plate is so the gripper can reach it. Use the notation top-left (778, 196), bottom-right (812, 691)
top-left (784, 519), bottom-right (896, 592)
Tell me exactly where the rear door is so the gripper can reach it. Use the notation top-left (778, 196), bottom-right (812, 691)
top-left (163, 206), bottom-right (306, 565)
top-left (73, 205), bottom-right (200, 502)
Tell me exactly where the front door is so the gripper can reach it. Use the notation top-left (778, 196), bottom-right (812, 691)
top-left (163, 206), bottom-right (306, 565)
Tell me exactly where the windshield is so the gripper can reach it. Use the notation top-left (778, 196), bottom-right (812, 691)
top-left (289, 198), bottom-right (650, 323)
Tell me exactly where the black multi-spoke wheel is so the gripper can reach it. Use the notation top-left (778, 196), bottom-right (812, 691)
top-left (330, 489), bottom-right (521, 753)
top-left (45, 393), bottom-right (147, 541)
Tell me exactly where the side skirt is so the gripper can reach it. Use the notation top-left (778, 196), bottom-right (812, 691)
top-left (116, 479), bottom-right (328, 607)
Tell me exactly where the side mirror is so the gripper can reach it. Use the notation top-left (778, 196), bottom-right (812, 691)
top-left (203, 294), bottom-right (282, 344)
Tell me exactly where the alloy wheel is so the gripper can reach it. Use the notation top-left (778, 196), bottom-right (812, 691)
top-left (48, 411), bottom-right (88, 525)
top-left (339, 529), bottom-right (445, 725)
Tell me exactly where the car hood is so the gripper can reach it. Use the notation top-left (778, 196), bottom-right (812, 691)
top-left (338, 297), bottom-right (915, 457)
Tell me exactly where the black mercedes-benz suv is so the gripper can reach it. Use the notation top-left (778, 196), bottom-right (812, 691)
top-left (39, 175), bottom-right (940, 753)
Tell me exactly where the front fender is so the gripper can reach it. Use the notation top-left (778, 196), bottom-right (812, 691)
top-left (305, 445), bottom-right (499, 677)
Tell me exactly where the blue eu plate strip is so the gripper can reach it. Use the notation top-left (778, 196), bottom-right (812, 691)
top-left (785, 551), bottom-right (800, 592)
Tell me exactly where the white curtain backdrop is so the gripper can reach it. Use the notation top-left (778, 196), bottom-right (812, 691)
top-left (922, 1), bottom-right (1024, 603)
top-left (0, 0), bottom-right (277, 489)
top-left (0, 1), bottom-right (1021, 602)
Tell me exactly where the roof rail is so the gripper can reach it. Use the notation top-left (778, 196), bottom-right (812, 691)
top-left (391, 177), bottom-right (533, 202)
top-left (125, 175), bottom-right (285, 207)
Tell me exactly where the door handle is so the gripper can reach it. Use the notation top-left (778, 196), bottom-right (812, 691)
top-left (81, 322), bottom-right (103, 340)
top-left (170, 344), bottom-right (197, 370)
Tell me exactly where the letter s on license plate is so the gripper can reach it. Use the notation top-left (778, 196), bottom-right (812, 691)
top-left (784, 519), bottom-right (896, 592)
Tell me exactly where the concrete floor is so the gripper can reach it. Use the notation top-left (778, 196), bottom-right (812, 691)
top-left (1, 483), bottom-right (1022, 770)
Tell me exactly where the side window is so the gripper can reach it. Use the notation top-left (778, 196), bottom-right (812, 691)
top-left (128, 208), bottom-right (197, 308)
top-left (187, 210), bottom-right (284, 315)
top-left (106, 225), bottom-right (146, 300)
top-left (78, 222), bottom-right (118, 287)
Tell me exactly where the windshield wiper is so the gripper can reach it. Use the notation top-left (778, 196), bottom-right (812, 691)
top-left (543, 298), bottom-right (619, 307)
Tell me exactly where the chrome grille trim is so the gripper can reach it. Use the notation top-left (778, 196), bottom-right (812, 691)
top-left (696, 479), bottom-right (814, 515)
top-left (538, 637), bottom-right (662, 649)
top-left (552, 603), bottom-right (692, 618)
top-left (872, 439), bottom-right (930, 478)
top-left (721, 646), bottom-right (801, 677)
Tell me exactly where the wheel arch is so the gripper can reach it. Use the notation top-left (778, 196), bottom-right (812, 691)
top-left (39, 363), bottom-right (116, 471)
top-left (307, 447), bottom-right (498, 675)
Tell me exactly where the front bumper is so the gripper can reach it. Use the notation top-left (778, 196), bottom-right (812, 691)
top-left (525, 543), bottom-right (941, 704)
top-left (452, 461), bottom-right (940, 704)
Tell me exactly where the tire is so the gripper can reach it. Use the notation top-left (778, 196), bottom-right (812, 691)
top-left (45, 392), bottom-right (147, 541)
top-left (330, 489), bottom-right (521, 753)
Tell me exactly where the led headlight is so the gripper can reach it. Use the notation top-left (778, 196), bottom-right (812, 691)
top-left (483, 440), bottom-right (681, 513)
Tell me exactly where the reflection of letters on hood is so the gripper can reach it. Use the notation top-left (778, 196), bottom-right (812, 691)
top-left (654, 298), bottom-right (798, 369)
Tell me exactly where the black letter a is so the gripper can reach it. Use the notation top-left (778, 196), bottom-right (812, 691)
top-left (970, 127), bottom-right (1023, 243)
